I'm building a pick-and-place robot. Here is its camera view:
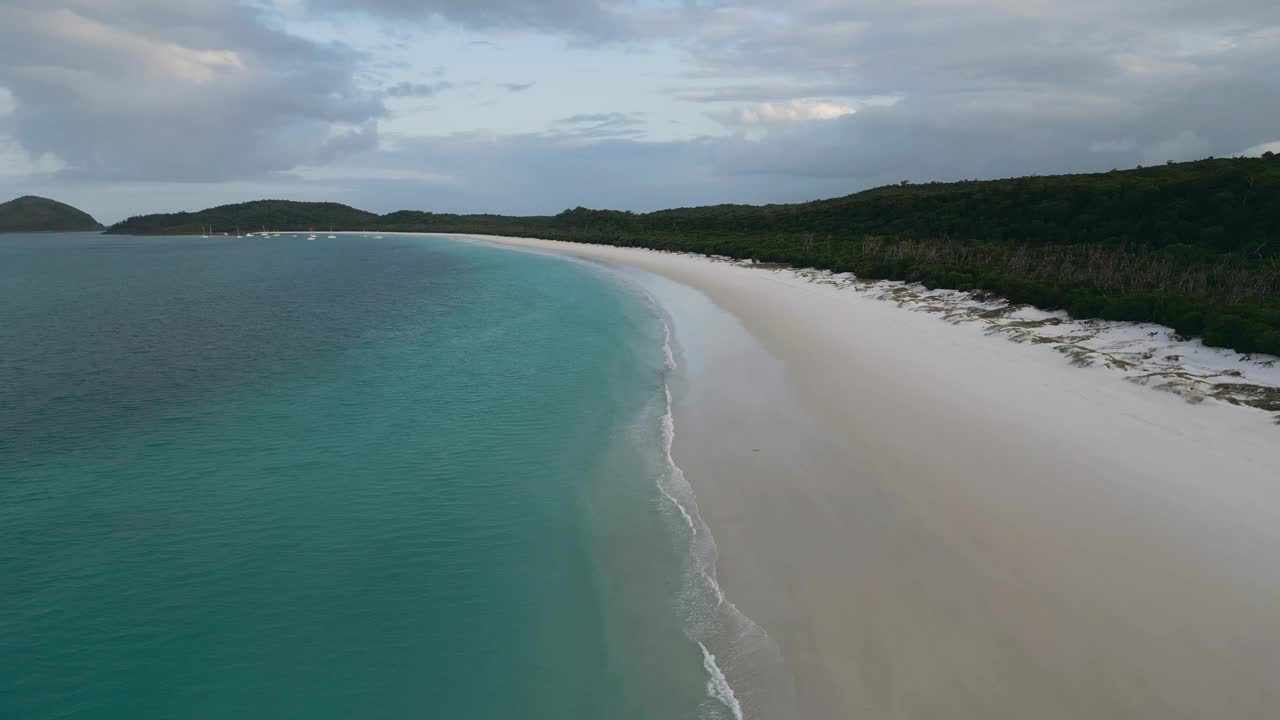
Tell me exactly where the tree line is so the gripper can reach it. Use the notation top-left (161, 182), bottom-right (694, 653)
top-left (106, 155), bottom-right (1280, 356)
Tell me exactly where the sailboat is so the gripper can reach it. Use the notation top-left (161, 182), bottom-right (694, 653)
top-left (327, 226), bottom-right (336, 239)
top-left (201, 225), bottom-right (209, 238)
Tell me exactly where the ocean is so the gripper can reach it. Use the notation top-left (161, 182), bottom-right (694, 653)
top-left (0, 232), bottom-right (738, 719)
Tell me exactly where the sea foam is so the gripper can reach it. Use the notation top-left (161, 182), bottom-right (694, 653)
top-left (647, 293), bottom-right (774, 720)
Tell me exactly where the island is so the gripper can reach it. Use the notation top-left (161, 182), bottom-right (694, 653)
top-left (0, 195), bottom-right (104, 233)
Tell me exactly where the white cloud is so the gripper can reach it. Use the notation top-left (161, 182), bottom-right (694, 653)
top-left (721, 100), bottom-right (857, 127)
top-left (31, 7), bottom-right (245, 84)
top-left (0, 0), bottom-right (384, 182)
top-left (0, 142), bottom-right (65, 178)
top-left (1240, 140), bottom-right (1280, 156)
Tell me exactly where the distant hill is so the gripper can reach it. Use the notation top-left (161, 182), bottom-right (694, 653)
top-left (106, 156), bottom-right (1280, 355)
top-left (107, 199), bottom-right (380, 235)
top-left (0, 196), bottom-right (104, 233)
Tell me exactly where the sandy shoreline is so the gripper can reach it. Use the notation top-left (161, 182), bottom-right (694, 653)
top-left (442, 233), bottom-right (1280, 719)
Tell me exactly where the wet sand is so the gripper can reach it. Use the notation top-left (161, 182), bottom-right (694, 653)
top-left (449, 235), bottom-right (1280, 720)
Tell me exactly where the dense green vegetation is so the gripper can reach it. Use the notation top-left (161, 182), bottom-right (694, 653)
top-left (0, 196), bottom-right (103, 233)
top-left (107, 156), bottom-right (1280, 356)
top-left (107, 199), bottom-right (379, 235)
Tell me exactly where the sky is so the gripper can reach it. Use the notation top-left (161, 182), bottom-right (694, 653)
top-left (1, 0), bottom-right (1278, 224)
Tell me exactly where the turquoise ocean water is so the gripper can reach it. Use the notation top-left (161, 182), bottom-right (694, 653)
top-left (0, 233), bottom-right (736, 719)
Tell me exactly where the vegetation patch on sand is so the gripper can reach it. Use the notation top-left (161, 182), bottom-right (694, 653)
top-left (764, 260), bottom-right (1280, 419)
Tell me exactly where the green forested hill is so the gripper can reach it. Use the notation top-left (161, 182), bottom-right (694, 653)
top-left (0, 196), bottom-right (104, 233)
top-left (106, 156), bottom-right (1280, 355)
top-left (108, 199), bottom-right (380, 235)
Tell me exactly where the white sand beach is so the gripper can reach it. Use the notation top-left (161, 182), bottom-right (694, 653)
top-left (451, 234), bottom-right (1280, 720)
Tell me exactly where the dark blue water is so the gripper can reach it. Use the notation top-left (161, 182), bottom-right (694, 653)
top-left (0, 233), bottom-right (716, 719)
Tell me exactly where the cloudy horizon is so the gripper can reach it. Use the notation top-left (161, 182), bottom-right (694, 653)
top-left (1, 0), bottom-right (1278, 224)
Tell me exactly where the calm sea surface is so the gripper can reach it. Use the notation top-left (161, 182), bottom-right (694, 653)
top-left (0, 232), bottom-right (725, 719)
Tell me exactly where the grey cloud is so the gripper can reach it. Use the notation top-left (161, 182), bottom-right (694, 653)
top-left (385, 81), bottom-right (454, 98)
top-left (318, 21), bottom-right (1280, 214)
top-left (558, 112), bottom-right (642, 126)
top-left (671, 84), bottom-right (855, 104)
top-left (0, 0), bottom-right (384, 182)
top-left (657, 0), bottom-right (1280, 182)
top-left (6, 0), bottom-right (1280, 216)
top-left (551, 112), bottom-right (646, 139)
top-left (306, 0), bottom-right (635, 39)
top-left (320, 131), bottom-right (842, 216)
top-left (500, 81), bottom-right (537, 93)
top-left (678, 1), bottom-right (1280, 100)
top-left (319, 0), bottom-right (1279, 188)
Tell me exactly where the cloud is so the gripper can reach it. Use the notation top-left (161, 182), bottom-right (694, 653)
top-left (558, 112), bottom-right (642, 126)
top-left (291, 166), bottom-right (455, 183)
top-left (314, 0), bottom-right (1277, 192)
top-left (385, 80), bottom-right (454, 98)
top-left (305, 0), bottom-right (635, 39)
top-left (1089, 139), bottom-right (1138, 154)
top-left (551, 112), bottom-right (647, 139)
top-left (1240, 140), bottom-right (1280, 157)
top-left (666, 0), bottom-right (1280, 179)
top-left (718, 100), bottom-right (856, 127)
top-left (671, 83), bottom-right (856, 104)
top-left (4, 0), bottom-right (1280, 219)
top-left (1143, 131), bottom-right (1212, 166)
top-left (313, 131), bottom-right (839, 216)
top-left (0, 0), bottom-right (384, 182)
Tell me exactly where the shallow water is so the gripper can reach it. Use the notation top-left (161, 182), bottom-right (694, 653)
top-left (0, 233), bottom-right (722, 719)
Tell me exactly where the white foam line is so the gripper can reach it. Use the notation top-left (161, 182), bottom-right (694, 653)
top-left (435, 233), bottom-right (1280, 421)
top-left (658, 391), bottom-right (698, 537)
top-left (700, 641), bottom-right (745, 720)
top-left (648, 296), bottom-right (766, 718)
top-left (446, 233), bottom-right (771, 717)
top-left (640, 288), bottom-right (699, 542)
top-left (661, 314), bottom-right (678, 371)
